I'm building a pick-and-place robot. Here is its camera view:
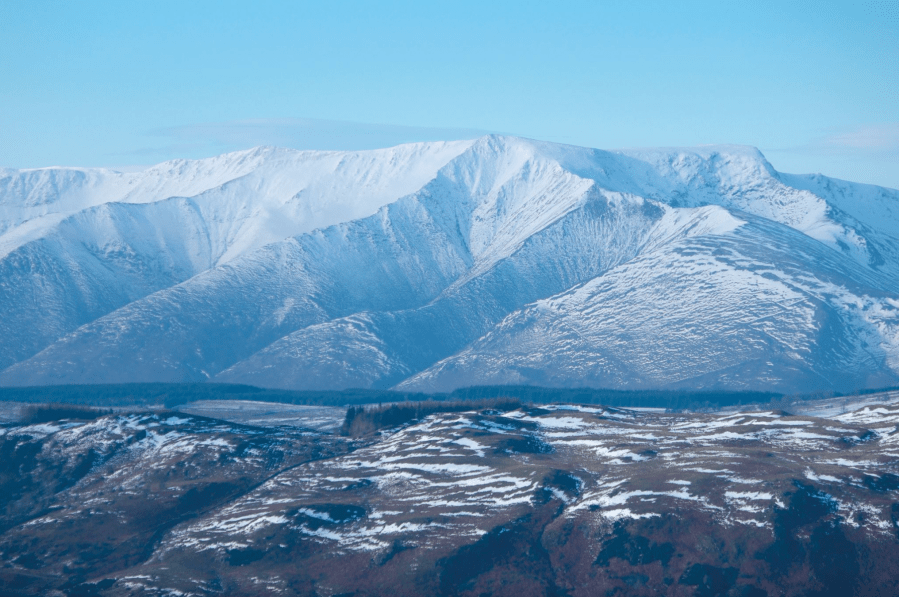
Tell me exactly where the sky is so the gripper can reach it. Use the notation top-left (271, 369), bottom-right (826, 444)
top-left (1, 0), bottom-right (897, 188)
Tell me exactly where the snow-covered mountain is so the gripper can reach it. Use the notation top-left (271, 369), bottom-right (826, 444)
top-left (0, 142), bottom-right (472, 370)
top-left (1, 135), bottom-right (898, 393)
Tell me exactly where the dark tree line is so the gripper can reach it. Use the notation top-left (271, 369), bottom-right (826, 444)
top-left (341, 398), bottom-right (522, 436)
top-left (1, 381), bottom-right (889, 414)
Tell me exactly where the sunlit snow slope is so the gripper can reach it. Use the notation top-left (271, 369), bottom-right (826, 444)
top-left (1, 136), bottom-right (898, 393)
top-left (0, 142), bottom-right (472, 369)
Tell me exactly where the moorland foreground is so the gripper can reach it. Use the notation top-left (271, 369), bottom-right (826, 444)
top-left (2, 391), bottom-right (899, 596)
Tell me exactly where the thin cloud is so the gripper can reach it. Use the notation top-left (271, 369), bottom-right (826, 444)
top-left (125, 117), bottom-right (492, 160)
top-left (759, 123), bottom-right (899, 188)
top-left (823, 122), bottom-right (899, 151)
top-left (766, 123), bottom-right (899, 156)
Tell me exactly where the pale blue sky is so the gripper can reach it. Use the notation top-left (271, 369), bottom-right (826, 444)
top-left (1, 1), bottom-right (897, 187)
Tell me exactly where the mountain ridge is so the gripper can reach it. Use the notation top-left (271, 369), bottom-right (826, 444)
top-left (1, 135), bottom-right (898, 393)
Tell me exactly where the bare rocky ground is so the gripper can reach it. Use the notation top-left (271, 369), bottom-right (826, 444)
top-left (2, 395), bottom-right (899, 596)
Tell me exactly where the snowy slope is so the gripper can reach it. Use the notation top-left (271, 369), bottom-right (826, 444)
top-left (398, 208), bottom-right (899, 393)
top-left (2, 136), bottom-right (898, 392)
top-left (0, 195), bottom-right (474, 383)
top-left (216, 184), bottom-right (665, 389)
top-left (0, 142), bottom-right (472, 368)
top-left (0, 142), bottom-right (473, 252)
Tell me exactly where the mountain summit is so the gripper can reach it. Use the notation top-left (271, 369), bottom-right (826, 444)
top-left (1, 136), bottom-right (898, 393)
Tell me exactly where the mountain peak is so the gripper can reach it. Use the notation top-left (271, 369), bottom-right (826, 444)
top-left (1, 137), bottom-right (898, 393)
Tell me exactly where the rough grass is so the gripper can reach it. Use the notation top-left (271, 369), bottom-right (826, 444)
top-left (20, 403), bottom-right (113, 424)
